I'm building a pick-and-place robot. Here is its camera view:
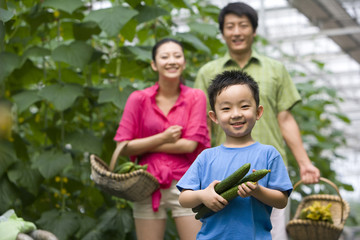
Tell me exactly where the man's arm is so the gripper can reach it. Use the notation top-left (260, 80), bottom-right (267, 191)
top-left (277, 110), bottom-right (320, 184)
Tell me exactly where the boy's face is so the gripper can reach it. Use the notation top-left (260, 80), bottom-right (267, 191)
top-left (222, 13), bottom-right (256, 56)
top-left (209, 84), bottom-right (263, 142)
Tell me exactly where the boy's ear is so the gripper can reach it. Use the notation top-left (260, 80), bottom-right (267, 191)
top-left (150, 61), bottom-right (158, 71)
top-left (208, 110), bottom-right (218, 124)
top-left (256, 105), bottom-right (264, 120)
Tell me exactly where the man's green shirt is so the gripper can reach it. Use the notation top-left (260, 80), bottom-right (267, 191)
top-left (195, 50), bottom-right (301, 165)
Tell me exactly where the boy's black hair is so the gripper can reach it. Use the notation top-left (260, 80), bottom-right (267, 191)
top-left (151, 38), bottom-right (184, 62)
top-left (218, 2), bottom-right (258, 34)
top-left (208, 70), bottom-right (260, 112)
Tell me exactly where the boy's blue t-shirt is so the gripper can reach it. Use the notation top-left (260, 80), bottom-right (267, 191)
top-left (177, 142), bottom-right (293, 240)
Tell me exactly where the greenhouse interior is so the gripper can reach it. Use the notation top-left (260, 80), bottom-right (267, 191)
top-left (0, 0), bottom-right (360, 239)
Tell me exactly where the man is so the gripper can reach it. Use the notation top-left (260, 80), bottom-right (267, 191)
top-left (194, 2), bottom-right (320, 239)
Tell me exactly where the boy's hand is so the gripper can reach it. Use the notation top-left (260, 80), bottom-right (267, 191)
top-left (237, 181), bottom-right (259, 198)
top-left (201, 180), bottom-right (228, 212)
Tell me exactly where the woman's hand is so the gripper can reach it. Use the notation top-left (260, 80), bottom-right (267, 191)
top-left (162, 125), bottom-right (183, 143)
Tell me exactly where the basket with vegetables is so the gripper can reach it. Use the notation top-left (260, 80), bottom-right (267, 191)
top-left (90, 141), bottom-right (159, 202)
top-left (286, 177), bottom-right (350, 240)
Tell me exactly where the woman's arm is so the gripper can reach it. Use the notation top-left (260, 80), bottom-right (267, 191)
top-left (150, 138), bottom-right (198, 154)
top-left (237, 182), bottom-right (288, 209)
top-left (119, 125), bottom-right (183, 156)
top-left (179, 180), bottom-right (228, 212)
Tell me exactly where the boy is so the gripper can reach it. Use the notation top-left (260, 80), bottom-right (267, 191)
top-left (177, 70), bottom-right (293, 240)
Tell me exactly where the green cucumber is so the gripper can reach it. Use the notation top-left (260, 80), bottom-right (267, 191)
top-left (237, 169), bottom-right (271, 185)
top-left (214, 163), bottom-right (251, 194)
top-left (195, 169), bottom-right (271, 220)
top-left (192, 163), bottom-right (251, 213)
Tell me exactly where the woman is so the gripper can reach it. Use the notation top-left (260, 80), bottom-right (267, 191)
top-left (113, 38), bottom-right (210, 240)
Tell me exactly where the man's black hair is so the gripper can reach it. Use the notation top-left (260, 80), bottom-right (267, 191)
top-left (208, 70), bottom-right (260, 112)
top-left (218, 2), bottom-right (258, 34)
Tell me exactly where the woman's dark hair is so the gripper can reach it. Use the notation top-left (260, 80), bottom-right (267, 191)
top-left (151, 38), bottom-right (184, 62)
top-left (218, 2), bottom-right (258, 34)
top-left (208, 70), bottom-right (260, 112)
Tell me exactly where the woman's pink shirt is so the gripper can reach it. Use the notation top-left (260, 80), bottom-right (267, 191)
top-left (114, 83), bottom-right (210, 211)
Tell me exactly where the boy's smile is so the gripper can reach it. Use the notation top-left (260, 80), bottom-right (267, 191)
top-left (209, 84), bottom-right (263, 146)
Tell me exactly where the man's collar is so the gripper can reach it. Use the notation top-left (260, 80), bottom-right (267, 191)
top-left (223, 49), bottom-right (262, 68)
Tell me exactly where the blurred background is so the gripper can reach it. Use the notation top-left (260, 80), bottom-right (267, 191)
top-left (0, 0), bottom-right (359, 239)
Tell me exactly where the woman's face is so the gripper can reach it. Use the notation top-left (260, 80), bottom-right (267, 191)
top-left (151, 41), bottom-right (186, 81)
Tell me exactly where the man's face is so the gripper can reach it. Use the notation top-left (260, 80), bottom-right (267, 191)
top-left (222, 14), bottom-right (256, 56)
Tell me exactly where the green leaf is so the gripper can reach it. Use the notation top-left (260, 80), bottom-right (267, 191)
top-left (52, 41), bottom-right (93, 69)
top-left (59, 68), bottom-right (85, 84)
top-left (22, 46), bottom-right (51, 64)
top-left (188, 22), bottom-right (218, 37)
top-left (0, 177), bottom-right (18, 213)
top-left (12, 90), bottom-right (42, 113)
top-left (311, 59), bottom-right (325, 70)
top-left (11, 60), bottom-right (43, 89)
top-left (119, 18), bottom-right (137, 42)
top-left (84, 6), bottom-right (138, 37)
top-left (176, 32), bottom-right (210, 53)
top-left (0, 8), bottom-right (14, 22)
top-left (72, 214), bottom-right (97, 239)
top-left (98, 85), bottom-right (134, 109)
top-left (73, 21), bottom-right (102, 41)
top-left (0, 52), bottom-right (21, 84)
top-left (98, 87), bottom-right (123, 109)
top-left (32, 150), bottom-right (72, 179)
top-left (98, 207), bottom-right (133, 235)
top-left (7, 163), bottom-right (42, 195)
top-left (168, 0), bottom-right (191, 9)
top-left (119, 58), bottom-right (148, 79)
top-left (124, 0), bottom-right (142, 8)
top-left (0, 141), bottom-right (17, 177)
top-left (65, 131), bottom-right (102, 155)
top-left (23, 46), bottom-right (51, 58)
top-left (36, 210), bottom-right (80, 239)
top-left (38, 83), bottom-right (83, 111)
top-left (135, 5), bottom-right (169, 24)
top-left (125, 46), bottom-right (152, 62)
top-left (42, 0), bottom-right (83, 14)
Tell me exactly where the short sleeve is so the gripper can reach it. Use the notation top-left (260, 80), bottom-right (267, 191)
top-left (176, 152), bottom-right (204, 192)
top-left (113, 91), bottom-right (142, 142)
top-left (182, 89), bottom-right (210, 145)
top-left (180, 89), bottom-right (210, 161)
top-left (276, 64), bottom-right (301, 112)
top-left (266, 148), bottom-right (293, 196)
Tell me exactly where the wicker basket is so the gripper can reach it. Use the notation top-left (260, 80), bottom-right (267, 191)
top-left (286, 177), bottom-right (350, 240)
top-left (90, 141), bottom-right (159, 202)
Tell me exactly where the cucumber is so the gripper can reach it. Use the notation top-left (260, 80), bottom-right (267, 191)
top-left (215, 163), bottom-right (251, 194)
top-left (192, 163), bottom-right (251, 213)
top-left (237, 169), bottom-right (271, 185)
top-left (195, 169), bottom-right (271, 220)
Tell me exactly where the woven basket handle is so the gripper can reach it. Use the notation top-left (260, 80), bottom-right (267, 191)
top-left (293, 177), bottom-right (344, 222)
top-left (109, 141), bottom-right (129, 172)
